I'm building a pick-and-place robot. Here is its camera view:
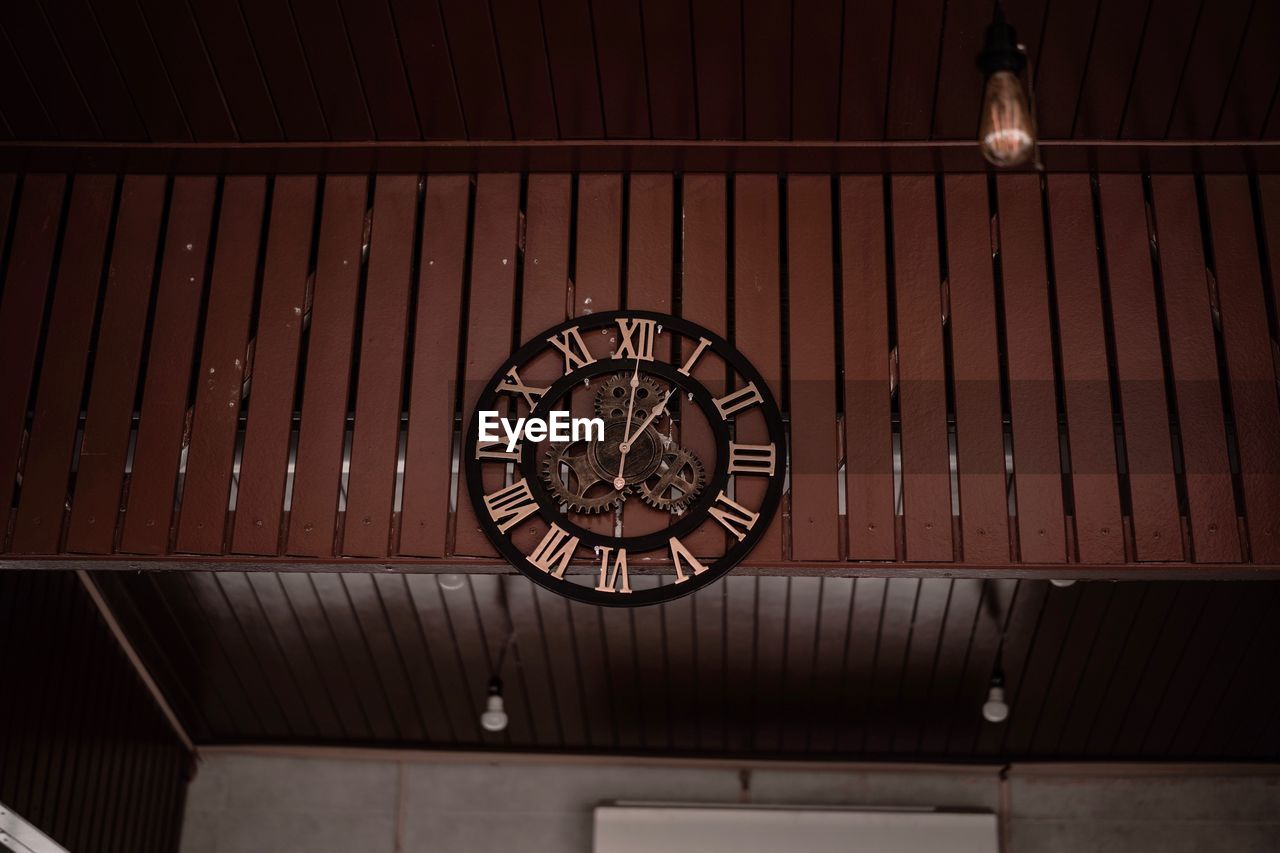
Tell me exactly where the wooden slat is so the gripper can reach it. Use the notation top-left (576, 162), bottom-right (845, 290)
top-left (997, 175), bottom-right (1066, 563)
top-left (0, 24), bottom-right (56, 138)
top-left (0, 3), bottom-right (100, 138)
top-left (187, 0), bottom-right (284, 140)
top-left (891, 175), bottom-right (952, 561)
top-left (863, 577), bottom-right (919, 754)
top-left (285, 175), bottom-right (367, 557)
top-left (39, 0), bottom-right (145, 140)
top-left (779, 578), bottom-right (821, 751)
top-left (734, 175), bottom-right (784, 562)
top-left (0, 175), bottom-right (66, 516)
top-left (806, 576), bottom-right (853, 751)
top-left (342, 175), bottom-right (418, 556)
top-left (341, 574), bottom-right (428, 741)
top-left (640, 0), bottom-right (696, 139)
top-left (1027, 582), bottom-right (1111, 753)
top-left (1149, 175), bottom-right (1240, 562)
top-left (174, 176), bottom-right (267, 554)
top-left (231, 176), bottom-right (318, 555)
top-left (120, 177), bottom-right (218, 553)
top-left (786, 176), bottom-right (841, 560)
top-left (1118, 0), bottom-right (1201, 139)
top-left (750, 575), bottom-right (787, 751)
top-left (1070, 0), bottom-right (1151, 137)
top-left (503, 577), bottom-right (564, 747)
top-left (591, 0), bottom-right (649, 138)
top-left (532, 582), bottom-right (590, 747)
top-left (1097, 175), bottom-right (1182, 561)
top-left (135, 0), bottom-right (236, 140)
top-left (67, 175), bottom-right (166, 554)
top-left (1165, 0), bottom-right (1254, 139)
top-left (1202, 175), bottom-right (1280, 562)
top-left (453, 173), bottom-right (521, 556)
top-left (999, 582), bottom-right (1082, 754)
top-left (945, 175), bottom-right (1010, 562)
top-left (692, 586), bottom-right (726, 751)
top-left (1046, 175), bottom-right (1124, 563)
top-left (1031, 0), bottom-right (1102, 139)
top-left (434, 0), bottom-right (511, 138)
top-left (388, 0), bottom-right (467, 139)
top-left (884, 0), bottom-right (945, 139)
top-left (88, 0), bottom-right (189, 141)
top-left (930, 0), bottom-right (990, 139)
top-left (540, 0), bottom-right (604, 138)
top-left (916, 578), bottom-right (984, 754)
top-left (680, 174), bottom-right (727, 556)
top-left (790, 0), bottom-right (841, 139)
top-left (840, 176), bottom-right (896, 560)
top-left (398, 175), bottom-right (471, 556)
top-left (690, 0), bottom-right (743, 139)
top-left (890, 578), bottom-right (951, 751)
top-left (570, 597), bottom-right (617, 748)
top-left (11, 175), bottom-right (115, 554)
top-left (335, 0), bottom-right (421, 139)
top-left (236, 0), bottom-right (329, 139)
top-left (288, 0), bottom-right (375, 140)
top-left (488, 0), bottom-right (559, 139)
top-left (741, 0), bottom-right (790, 139)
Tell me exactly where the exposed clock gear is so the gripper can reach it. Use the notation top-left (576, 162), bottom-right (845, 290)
top-left (594, 372), bottom-right (667, 421)
top-left (540, 440), bottom-right (625, 514)
top-left (639, 446), bottom-right (707, 513)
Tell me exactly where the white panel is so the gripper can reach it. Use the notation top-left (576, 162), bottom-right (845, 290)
top-left (593, 805), bottom-right (998, 853)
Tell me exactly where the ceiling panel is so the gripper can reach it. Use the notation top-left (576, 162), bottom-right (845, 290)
top-left (95, 571), bottom-right (1280, 761)
top-left (1, 0), bottom-right (1273, 143)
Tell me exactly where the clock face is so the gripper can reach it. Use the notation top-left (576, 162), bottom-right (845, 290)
top-left (465, 310), bottom-right (786, 607)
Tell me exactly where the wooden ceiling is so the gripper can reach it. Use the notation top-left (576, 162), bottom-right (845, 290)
top-left (0, 0), bottom-right (1276, 144)
top-left (96, 571), bottom-right (1280, 760)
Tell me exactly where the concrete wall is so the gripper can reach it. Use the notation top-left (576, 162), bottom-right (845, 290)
top-left (179, 751), bottom-right (1280, 853)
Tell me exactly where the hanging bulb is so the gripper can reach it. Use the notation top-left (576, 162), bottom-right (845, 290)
top-left (977, 6), bottom-right (1035, 168)
top-left (1050, 578), bottom-right (1077, 588)
top-left (480, 676), bottom-right (508, 732)
top-left (983, 672), bottom-right (1009, 724)
top-left (438, 573), bottom-right (466, 591)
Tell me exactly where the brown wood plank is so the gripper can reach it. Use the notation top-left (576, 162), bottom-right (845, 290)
top-left (779, 578), bottom-right (821, 752)
top-left (341, 573), bottom-right (428, 741)
top-left (997, 175), bottom-right (1066, 563)
top-left (693, 585), bottom-right (726, 751)
top-left (134, 0), bottom-right (236, 140)
top-left (806, 576), bottom-right (853, 751)
top-left (1070, 0), bottom-right (1151, 138)
top-left (840, 176), bottom-right (896, 560)
top-left (892, 175), bottom-right (953, 561)
top-left (790, 0), bottom-right (841, 139)
top-left (453, 173), bottom-right (521, 556)
top-left (174, 176), bottom-right (267, 554)
top-left (591, 0), bottom-right (648, 138)
top-left (186, 0), bottom-right (284, 141)
top-left (39, 0), bottom-right (145, 140)
top-left (285, 175), bottom-right (367, 557)
top-left (1118, 0), bottom-right (1201, 139)
top-left (387, 0), bottom-right (467, 139)
top-left (884, 0), bottom-right (945, 139)
top-left (1046, 175), bottom-right (1124, 562)
top-left (335, 0), bottom-right (421, 139)
top-left (0, 174), bottom-right (65, 517)
top-left (930, 0), bottom-right (989, 139)
top-left (621, 173), bottom-right (675, 540)
top-left (734, 175), bottom-right (785, 562)
top-left (540, 0), bottom-right (604, 138)
top-left (1028, 582), bottom-right (1112, 754)
top-left (434, 0), bottom-right (511, 139)
top-left (503, 576), bottom-right (564, 748)
top-left (945, 175), bottom-right (1010, 562)
top-left (236, 0), bottom-right (328, 139)
top-left (398, 175), bottom-right (472, 557)
top-left (231, 176), bottom-right (318, 555)
top-left (640, 0), bottom-right (696, 139)
top-left (487, 0), bottom-right (558, 139)
top-left (11, 175), bottom-right (115, 554)
top-left (999, 582), bottom-right (1083, 754)
top-left (288, 0), bottom-right (375, 140)
top-left (1097, 174), bottom-right (1183, 561)
top-left (1031, 0), bottom-right (1102, 139)
top-left (120, 177), bottom-right (218, 554)
top-left (916, 577), bottom-right (984, 755)
top-left (571, 597), bottom-right (618, 749)
top-left (0, 3), bottom-right (100, 139)
top-left (341, 175), bottom-right (418, 556)
top-left (681, 174), bottom-right (727, 556)
top-left (1165, 0), bottom-right (1253, 139)
top-left (366, 574), bottom-right (455, 743)
top-left (751, 575), bottom-right (787, 751)
top-left (863, 577), bottom-right (920, 754)
top-left (741, 0), bottom-right (790, 139)
top-left (890, 578), bottom-right (951, 751)
top-left (67, 175), bottom-right (166, 554)
top-left (787, 175), bottom-right (841, 560)
top-left (690, 0), bottom-right (743, 138)
top-left (1203, 175), bottom-right (1280, 563)
top-left (86, 0), bottom-right (189, 140)
top-left (532, 582), bottom-right (590, 748)
top-left (1149, 175), bottom-right (1240, 562)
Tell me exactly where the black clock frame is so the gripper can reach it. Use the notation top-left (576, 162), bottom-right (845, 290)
top-left (465, 310), bottom-right (787, 607)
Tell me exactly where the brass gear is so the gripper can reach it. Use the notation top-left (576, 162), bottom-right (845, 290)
top-left (638, 446), bottom-right (706, 514)
top-left (595, 372), bottom-right (666, 421)
top-left (540, 440), bottom-right (625, 514)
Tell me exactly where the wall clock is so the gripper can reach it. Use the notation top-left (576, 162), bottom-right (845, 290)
top-left (465, 310), bottom-right (786, 607)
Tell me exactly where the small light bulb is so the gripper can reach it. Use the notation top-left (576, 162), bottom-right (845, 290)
top-left (1050, 578), bottom-right (1076, 588)
top-left (979, 70), bottom-right (1035, 167)
top-left (438, 573), bottom-right (466, 591)
top-left (983, 683), bottom-right (1009, 724)
top-left (480, 677), bottom-right (508, 732)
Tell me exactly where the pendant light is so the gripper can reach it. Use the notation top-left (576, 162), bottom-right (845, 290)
top-left (977, 4), bottom-right (1036, 167)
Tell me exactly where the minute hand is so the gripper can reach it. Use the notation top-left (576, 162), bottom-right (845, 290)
top-left (622, 388), bottom-right (674, 446)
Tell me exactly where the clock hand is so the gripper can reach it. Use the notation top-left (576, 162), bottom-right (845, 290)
top-left (613, 358), bottom-right (642, 489)
top-left (623, 386), bottom-right (674, 445)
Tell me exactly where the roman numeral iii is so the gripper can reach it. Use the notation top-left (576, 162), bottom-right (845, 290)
top-left (727, 442), bottom-right (776, 476)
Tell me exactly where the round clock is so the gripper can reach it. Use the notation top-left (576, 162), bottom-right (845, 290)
top-left (465, 310), bottom-right (786, 606)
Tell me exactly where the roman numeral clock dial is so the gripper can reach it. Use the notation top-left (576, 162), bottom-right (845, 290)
top-left (467, 311), bottom-right (786, 607)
